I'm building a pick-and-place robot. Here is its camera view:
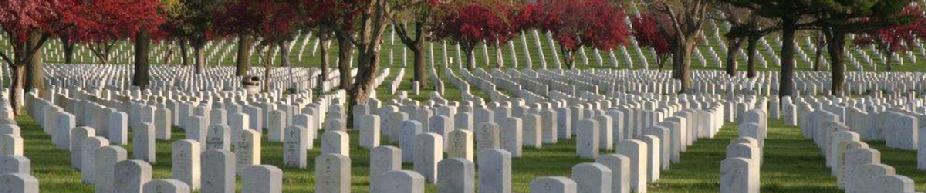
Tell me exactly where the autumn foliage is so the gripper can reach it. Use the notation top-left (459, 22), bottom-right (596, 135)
top-left (70, 0), bottom-right (164, 64)
top-left (431, 1), bottom-right (519, 69)
top-left (854, 4), bottom-right (926, 70)
top-left (632, 13), bottom-right (676, 67)
top-left (0, 0), bottom-right (161, 113)
top-left (69, 0), bottom-right (163, 42)
top-left (531, 0), bottom-right (630, 69)
top-left (213, 0), bottom-right (298, 43)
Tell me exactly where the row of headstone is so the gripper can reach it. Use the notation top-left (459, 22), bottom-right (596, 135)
top-left (719, 108), bottom-right (767, 193)
top-left (14, 79), bottom-right (353, 192)
top-left (811, 113), bottom-right (919, 193)
top-left (0, 100), bottom-right (38, 193)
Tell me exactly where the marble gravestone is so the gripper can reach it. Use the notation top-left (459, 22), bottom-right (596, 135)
top-left (0, 155), bottom-right (30, 175)
top-left (114, 160), bottom-right (153, 193)
top-left (201, 150), bottom-right (235, 193)
top-left (414, 133), bottom-right (443, 184)
top-left (284, 126), bottom-right (309, 168)
top-left (315, 153), bottom-right (351, 193)
top-left (372, 170), bottom-right (426, 193)
top-left (370, 145), bottom-right (402, 185)
top-left (617, 140), bottom-right (646, 193)
top-left (447, 129), bottom-right (475, 162)
top-left (172, 140), bottom-right (200, 190)
top-left (241, 165), bottom-right (284, 193)
top-left (478, 149), bottom-right (512, 193)
top-left (142, 179), bottom-right (191, 193)
top-left (530, 176), bottom-right (577, 193)
top-left (438, 158), bottom-right (475, 193)
top-left (0, 173), bottom-right (39, 193)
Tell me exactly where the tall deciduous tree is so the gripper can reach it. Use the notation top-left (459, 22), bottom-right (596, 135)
top-left (300, 0), bottom-right (334, 92)
top-left (717, 4), bottom-right (775, 78)
top-left (632, 13), bottom-right (675, 69)
top-left (158, 0), bottom-right (189, 66)
top-left (307, 0), bottom-right (392, 125)
top-left (0, 0), bottom-right (89, 113)
top-left (431, 1), bottom-right (518, 70)
top-left (213, 0), bottom-right (301, 91)
top-left (853, 4), bottom-right (926, 71)
top-left (170, 0), bottom-right (223, 74)
top-left (816, 0), bottom-right (912, 95)
top-left (721, 0), bottom-right (819, 97)
top-left (67, 0), bottom-right (163, 89)
top-left (305, 0), bottom-right (366, 90)
top-left (69, 0), bottom-right (162, 65)
top-left (391, 0), bottom-right (441, 89)
top-left (641, 0), bottom-right (710, 93)
top-left (213, 0), bottom-right (266, 77)
top-left (533, 0), bottom-right (630, 69)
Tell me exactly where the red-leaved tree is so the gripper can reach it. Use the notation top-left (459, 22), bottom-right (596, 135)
top-left (533, 0), bottom-right (630, 69)
top-left (431, 1), bottom-right (518, 70)
top-left (306, 0), bottom-right (392, 127)
top-left (213, 0), bottom-right (300, 91)
top-left (214, 0), bottom-right (300, 81)
top-left (303, 0), bottom-right (369, 90)
top-left (0, 0), bottom-right (91, 113)
top-left (854, 4), bottom-right (926, 71)
top-left (168, 0), bottom-right (222, 74)
top-left (70, 0), bottom-right (164, 65)
top-left (213, 0), bottom-right (266, 76)
top-left (632, 13), bottom-right (675, 69)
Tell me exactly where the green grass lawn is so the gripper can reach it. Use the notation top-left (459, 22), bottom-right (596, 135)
top-left (649, 120), bottom-right (841, 193)
top-left (21, 114), bottom-right (844, 192)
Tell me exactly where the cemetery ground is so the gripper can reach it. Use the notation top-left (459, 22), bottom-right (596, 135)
top-left (22, 108), bottom-right (846, 192)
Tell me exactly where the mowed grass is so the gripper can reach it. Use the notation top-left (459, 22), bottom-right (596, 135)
top-left (758, 120), bottom-right (841, 193)
top-left (22, 114), bottom-right (844, 192)
top-left (649, 119), bottom-right (842, 193)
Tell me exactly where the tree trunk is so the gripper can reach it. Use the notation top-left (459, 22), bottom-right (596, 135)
top-left (725, 37), bottom-right (744, 77)
top-left (673, 40), bottom-right (695, 93)
top-left (163, 40), bottom-right (175, 65)
top-left (91, 46), bottom-right (110, 65)
top-left (885, 49), bottom-right (894, 71)
top-left (61, 36), bottom-right (74, 64)
top-left (263, 46), bottom-right (272, 92)
top-left (464, 46), bottom-right (476, 70)
top-left (318, 37), bottom-right (330, 93)
top-left (180, 40), bottom-right (190, 66)
top-left (779, 20), bottom-right (797, 97)
top-left (236, 34), bottom-right (253, 76)
top-left (279, 42), bottom-right (290, 67)
top-left (657, 56), bottom-right (666, 69)
top-left (813, 33), bottom-right (826, 71)
top-left (25, 34), bottom-right (43, 94)
top-left (826, 31), bottom-right (846, 96)
top-left (8, 64), bottom-right (24, 114)
top-left (337, 35), bottom-right (353, 90)
top-left (562, 47), bottom-right (576, 70)
top-left (9, 32), bottom-right (46, 114)
top-left (746, 36), bottom-right (759, 79)
top-left (347, 0), bottom-right (390, 129)
top-left (194, 45), bottom-right (205, 74)
top-left (412, 44), bottom-right (428, 89)
top-left (133, 30), bottom-right (151, 89)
